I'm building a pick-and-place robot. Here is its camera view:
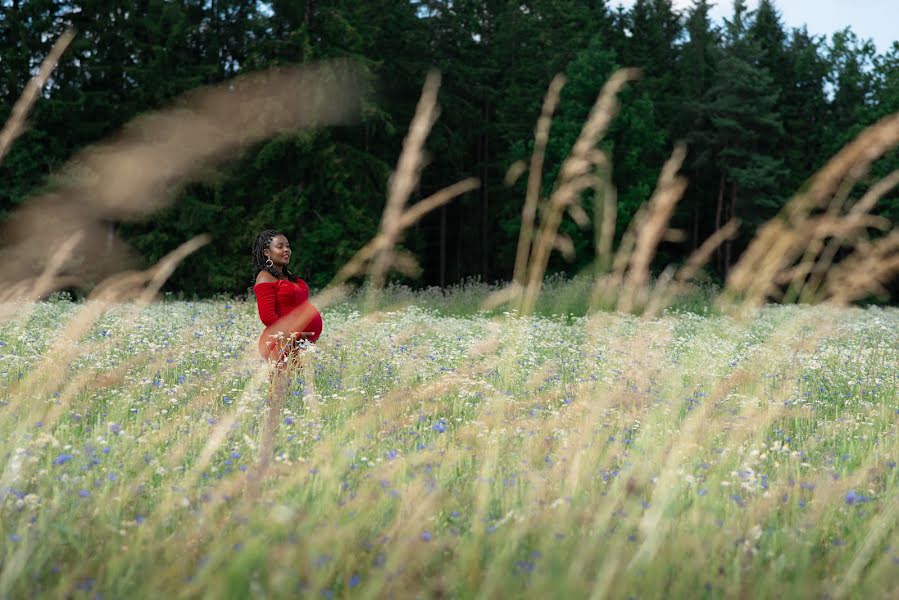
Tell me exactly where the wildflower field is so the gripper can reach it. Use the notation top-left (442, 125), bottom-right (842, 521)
top-left (0, 287), bottom-right (896, 599)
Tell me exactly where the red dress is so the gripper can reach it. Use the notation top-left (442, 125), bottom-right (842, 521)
top-left (253, 279), bottom-right (323, 361)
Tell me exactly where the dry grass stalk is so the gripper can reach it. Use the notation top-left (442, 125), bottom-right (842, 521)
top-left (616, 144), bottom-right (688, 313)
top-left (595, 166), bottom-right (618, 274)
top-left (344, 72), bottom-right (480, 309)
top-left (0, 62), bottom-right (363, 296)
top-left (366, 71), bottom-right (442, 295)
top-left (332, 177), bottom-right (479, 287)
top-left (2, 235), bottom-right (212, 409)
top-left (0, 30), bottom-right (75, 163)
top-left (674, 219), bottom-right (740, 285)
top-left (513, 74), bottom-right (566, 286)
top-left (826, 230), bottom-right (899, 304)
top-left (520, 69), bottom-right (641, 314)
top-left (725, 113), bottom-right (899, 308)
top-left (795, 169), bottom-right (899, 302)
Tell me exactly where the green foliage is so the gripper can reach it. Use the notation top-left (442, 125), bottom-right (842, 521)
top-left (0, 0), bottom-right (896, 296)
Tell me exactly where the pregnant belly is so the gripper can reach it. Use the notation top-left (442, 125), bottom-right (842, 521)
top-left (258, 302), bottom-right (323, 360)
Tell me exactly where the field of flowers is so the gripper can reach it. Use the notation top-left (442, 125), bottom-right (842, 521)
top-left (0, 290), bottom-right (896, 598)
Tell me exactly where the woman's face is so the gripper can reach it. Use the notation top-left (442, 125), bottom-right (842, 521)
top-left (265, 234), bottom-right (291, 269)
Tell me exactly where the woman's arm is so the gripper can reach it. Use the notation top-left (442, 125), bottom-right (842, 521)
top-left (254, 283), bottom-right (280, 326)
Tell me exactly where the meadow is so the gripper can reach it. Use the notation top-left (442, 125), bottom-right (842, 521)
top-left (0, 285), bottom-right (896, 599)
top-left (1, 37), bottom-right (897, 598)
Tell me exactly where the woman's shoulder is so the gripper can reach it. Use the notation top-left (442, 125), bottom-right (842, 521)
top-left (255, 271), bottom-right (279, 285)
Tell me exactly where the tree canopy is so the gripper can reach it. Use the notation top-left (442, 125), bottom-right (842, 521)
top-left (1, 0), bottom-right (896, 296)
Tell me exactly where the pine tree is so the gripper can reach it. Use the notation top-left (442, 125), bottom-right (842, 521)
top-left (674, 0), bottom-right (720, 251)
top-left (695, 0), bottom-right (787, 273)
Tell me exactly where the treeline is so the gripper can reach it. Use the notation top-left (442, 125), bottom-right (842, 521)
top-left (1, 0), bottom-right (897, 295)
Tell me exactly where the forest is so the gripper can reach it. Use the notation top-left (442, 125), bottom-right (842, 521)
top-left (1, 0), bottom-right (897, 295)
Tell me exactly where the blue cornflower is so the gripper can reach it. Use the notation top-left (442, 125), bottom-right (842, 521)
top-left (844, 490), bottom-right (868, 505)
top-left (348, 574), bottom-right (361, 588)
top-left (9, 533), bottom-right (21, 542)
top-left (515, 560), bottom-right (535, 573)
top-left (432, 421), bottom-right (446, 433)
top-left (386, 449), bottom-right (398, 460)
top-left (420, 531), bottom-right (433, 542)
top-left (230, 452), bottom-right (241, 459)
top-left (53, 453), bottom-right (73, 465)
top-left (284, 416), bottom-right (295, 425)
top-left (78, 489), bottom-right (90, 498)
top-left (109, 423), bottom-right (122, 434)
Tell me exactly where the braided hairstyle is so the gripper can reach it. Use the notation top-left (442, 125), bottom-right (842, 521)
top-left (252, 229), bottom-right (298, 282)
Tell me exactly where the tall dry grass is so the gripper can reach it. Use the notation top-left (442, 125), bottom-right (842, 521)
top-left (0, 36), bottom-right (897, 600)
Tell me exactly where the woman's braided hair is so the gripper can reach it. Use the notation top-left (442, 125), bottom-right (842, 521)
top-left (252, 229), bottom-right (298, 282)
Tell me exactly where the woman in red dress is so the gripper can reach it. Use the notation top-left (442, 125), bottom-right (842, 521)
top-left (252, 230), bottom-right (323, 365)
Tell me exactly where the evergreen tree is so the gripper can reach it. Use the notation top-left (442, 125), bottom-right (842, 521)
top-left (674, 0), bottom-right (721, 250)
top-left (694, 0), bottom-right (787, 273)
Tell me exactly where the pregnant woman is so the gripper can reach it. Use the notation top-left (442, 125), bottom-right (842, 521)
top-left (252, 229), bottom-right (323, 366)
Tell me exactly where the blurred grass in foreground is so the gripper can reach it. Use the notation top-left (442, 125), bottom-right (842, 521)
top-left (0, 293), bottom-right (896, 598)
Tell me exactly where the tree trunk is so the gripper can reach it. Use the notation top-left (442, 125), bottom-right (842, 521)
top-left (440, 205), bottom-right (446, 287)
top-left (481, 101), bottom-right (489, 282)
top-left (692, 199), bottom-right (699, 251)
top-left (715, 171), bottom-right (725, 272)
top-left (456, 204), bottom-right (464, 283)
top-left (724, 182), bottom-right (737, 277)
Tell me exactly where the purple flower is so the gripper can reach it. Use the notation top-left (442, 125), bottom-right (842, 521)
top-left (78, 489), bottom-right (90, 498)
top-left (515, 560), bottom-right (535, 573)
top-left (348, 574), bottom-right (361, 588)
top-left (284, 416), bottom-right (295, 425)
top-left (230, 452), bottom-right (241, 459)
top-left (386, 449), bottom-right (398, 460)
top-left (420, 531), bottom-right (433, 542)
top-left (432, 421), bottom-right (446, 433)
top-left (109, 423), bottom-right (122, 434)
top-left (53, 453), bottom-right (73, 465)
top-left (844, 490), bottom-right (868, 505)
top-left (9, 533), bottom-right (21, 542)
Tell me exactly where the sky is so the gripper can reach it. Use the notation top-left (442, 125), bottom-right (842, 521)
top-left (614, 0), bottom-right (897, 53)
